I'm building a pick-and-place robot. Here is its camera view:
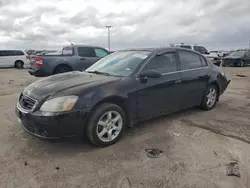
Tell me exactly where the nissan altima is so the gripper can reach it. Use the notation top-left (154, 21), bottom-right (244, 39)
top-left (16, 47), bottom-right (230, 147)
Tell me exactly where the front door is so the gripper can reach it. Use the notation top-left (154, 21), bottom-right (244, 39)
top-left (244, 51), bottom-right (250, 65)
top-left (135, 51), bottom-right (182, 121)
top-left (177, 50), bottom-right (211, 109)
top-left (76, 47), bottom-right (100, 70)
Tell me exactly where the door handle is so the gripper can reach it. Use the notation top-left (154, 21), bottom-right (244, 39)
top-left (174, 80), bottom-right (182, 84)
top-left (80, 57), bottom-right (86, 60)
top-left (199, 74), bottom-right (210, 79)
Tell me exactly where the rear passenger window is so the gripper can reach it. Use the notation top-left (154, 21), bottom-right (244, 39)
top-left (11, 51), bottom-right (24, 56)
top-left (14, 51), bottom-right (25, 56)
top-left (142, 53), bottom-right (177, 74)
top-left (200, 56), bottom-right (207, 67)
top-left (94, 48), bottom-right (109, 57)
top-left (178, 51), bottom-right (202, 70)
top-left (78, 47), bottom-right (96, 57)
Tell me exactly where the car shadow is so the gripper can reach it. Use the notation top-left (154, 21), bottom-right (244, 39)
top-left (22, 107), bottom-right (203, 158)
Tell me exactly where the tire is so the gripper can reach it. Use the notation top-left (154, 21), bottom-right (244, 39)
top-left (200, 84), bottom-right (218, 110)
top-left (15, 61), bottom-right (24, 69)
top-left (240, 60), bottom-right (245, 67)
top-left (54, 65), bottom-right (71, 74)
top-left (86, 103), bottom-right (126, 147)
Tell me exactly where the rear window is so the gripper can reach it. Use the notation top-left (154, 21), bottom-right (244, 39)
top-left (62, 46), bottom-right (74, 56)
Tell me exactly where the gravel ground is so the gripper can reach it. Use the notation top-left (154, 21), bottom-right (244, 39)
top-left (0, 67), bottom-right (250, 188)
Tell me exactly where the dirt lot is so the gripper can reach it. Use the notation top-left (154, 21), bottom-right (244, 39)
top-left (0, 67), bottom-right (250, 188)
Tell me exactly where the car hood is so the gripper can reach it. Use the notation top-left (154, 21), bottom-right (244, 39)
top-left (23, 71), bottom-right (120, 100)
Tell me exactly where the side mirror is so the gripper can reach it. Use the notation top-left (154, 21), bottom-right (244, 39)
top-left (139, 70), bottom-right (161, 79)
top-left (205, 51), bottom-right (210, 55)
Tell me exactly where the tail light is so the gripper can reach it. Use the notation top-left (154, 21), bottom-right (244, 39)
top-left (26, 55), bottom-right (30, 60)
top-left (35, 57), bottom-right (44, 67)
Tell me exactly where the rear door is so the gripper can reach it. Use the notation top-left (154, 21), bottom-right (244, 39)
top-left (177, 50), bottom-right (211, 109)
top-left (76, 47), bottom-right (100, 70)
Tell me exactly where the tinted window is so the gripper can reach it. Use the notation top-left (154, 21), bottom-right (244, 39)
top-left (94, 48), bottom-right (109, 57)
top-left (180, 45), bottom-right (192, 49)
top-left (229, 51), bottom-right (246, 57)
top-left (62, 46), bottom-right (73, 56)
top-left (78, 47), bottom-right (96, 57)
top-left (0, 50), bottom-right (24, 56)
top-left (142, 53), bottom-right (177, 74)
top-left (13, 50), bottom-right (24, 56)
top-left (200, 56), bottom-right (207, 67)
top-left (178, 51), bottom-right (202, 70)
top-left (0, 51), bottom-right (7, 56)
top-left (245, 51), bottom-right (250, 57)
top-left (193, 46), bottom-right (201, 53)
top-left (200, 47), bottom-right (208, 54)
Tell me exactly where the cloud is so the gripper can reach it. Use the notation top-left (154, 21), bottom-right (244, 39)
top-left (0, 0), bottom-right (250, 51)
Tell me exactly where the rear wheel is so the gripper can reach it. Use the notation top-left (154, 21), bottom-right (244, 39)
top-left (15, 61), bottom-right (24, 69)
top-left (54, 65), bottom-right (71, 74)
top-left (86, 103), bottom-right (126, 147)
top-left (200, 84), bottom-right (218, 110)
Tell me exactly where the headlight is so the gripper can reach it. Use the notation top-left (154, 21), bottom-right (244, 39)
top-left (40, 96), bottom-right (78, 112)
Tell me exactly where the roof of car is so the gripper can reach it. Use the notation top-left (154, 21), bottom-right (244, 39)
top-left (120, 47), bottom-right (197, 53)
top-left (69, 45), bottom-right (108, 49)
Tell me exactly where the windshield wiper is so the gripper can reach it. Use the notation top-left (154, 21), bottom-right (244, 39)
top-left (87, 71), bottom-right (110, 76)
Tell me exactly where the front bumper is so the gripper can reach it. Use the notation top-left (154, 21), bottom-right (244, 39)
top-left (16, 103), bottom-right (89, 139)
top-left (219, 79), bottom-right (231, 96)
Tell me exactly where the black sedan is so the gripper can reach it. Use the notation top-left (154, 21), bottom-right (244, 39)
top-left (223, 50), bottom-right (250, 67)
top-left (16, 48), bottom-right (230, 147)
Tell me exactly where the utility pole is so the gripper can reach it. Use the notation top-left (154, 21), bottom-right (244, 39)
top-left (106, 25), bottom-right (112, 51)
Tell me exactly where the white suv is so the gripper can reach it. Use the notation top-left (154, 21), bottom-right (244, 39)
top-left (168, 43), bottom-right (221, 66)
top-left (168, 43), bottom-right (209, 55)
top-left (0, 50), bottom-right (30, 68)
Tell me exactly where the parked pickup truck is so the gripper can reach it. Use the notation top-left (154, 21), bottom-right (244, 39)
top-left (29, 45), bottom-right (110, 77)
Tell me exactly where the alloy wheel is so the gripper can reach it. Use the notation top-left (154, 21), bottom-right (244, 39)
top-left (96, 111), bottom-right (123, 142)
top-left (206, 87), bottom-right (217, 108)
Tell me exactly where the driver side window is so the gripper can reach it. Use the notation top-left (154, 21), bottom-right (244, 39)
top-left (142, 53), bottom-right (178, 74)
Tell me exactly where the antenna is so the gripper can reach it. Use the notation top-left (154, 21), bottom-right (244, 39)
top-left (68, 40), bottom-right (73, 46)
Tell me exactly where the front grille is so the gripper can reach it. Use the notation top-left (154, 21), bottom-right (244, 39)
top-left (19, 93), bottom-right (37, 110)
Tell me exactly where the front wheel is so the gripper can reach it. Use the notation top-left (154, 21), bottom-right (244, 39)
top-left (86, 103), bottom-right (126, 147)
top-left (240, 60), bottom-right (245, 67)
top-left (200, 84), bottom-right (218, 110)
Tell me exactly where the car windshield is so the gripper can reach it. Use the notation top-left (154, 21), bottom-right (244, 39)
top-left (229, 51), bottom-right (246, 57)
top-left (86, 51), bottom-right (150, 77)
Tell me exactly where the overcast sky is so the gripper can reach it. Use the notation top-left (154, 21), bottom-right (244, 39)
top-left (0, 0), bottom-right (250, 51)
